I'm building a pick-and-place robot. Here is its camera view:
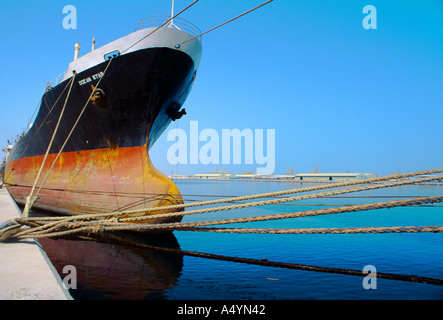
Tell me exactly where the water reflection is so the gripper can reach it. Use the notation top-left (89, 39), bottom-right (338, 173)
top-left (37, 230), bottom-right (183, 300)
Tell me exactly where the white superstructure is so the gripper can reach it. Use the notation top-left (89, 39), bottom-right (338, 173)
top-left (62, 16), bottom-right (202, 82)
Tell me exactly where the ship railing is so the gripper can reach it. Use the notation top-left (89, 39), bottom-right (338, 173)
top-left (135, 15), bottom-right (202, 41)
top-left (45, 72), bottom-right (67, 92)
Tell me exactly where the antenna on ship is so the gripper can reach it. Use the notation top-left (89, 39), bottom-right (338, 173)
top-left (168, 0), bottom-right (179, 29)
top-left (91, 6), bottom-right (98, 51)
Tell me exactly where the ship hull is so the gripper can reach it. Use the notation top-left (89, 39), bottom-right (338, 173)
top-left (4, 45), bottom-right (198, 222)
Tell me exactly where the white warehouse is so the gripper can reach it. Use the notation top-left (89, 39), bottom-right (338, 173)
top-left (293, 173), bottom-right (377, 182)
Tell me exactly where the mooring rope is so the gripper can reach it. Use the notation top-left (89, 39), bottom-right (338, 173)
top-left (91, 233), bottom-right (443, 286)
top-left (2, 171), bottom-right (442, 287)
top-left (103, 168), bottom-right (443, 217)
top-left (110, 174), bottom-right (443, 223)
top-left (9, 194), bottom-right (443, 239)
top-left (22, 73), bottom-right (77, 217)
top-left (6, 172), bottom-right (443, 229)
top-left (183, 225), bottom-right (443, 235)
top-left (0, 171), bottom-right (441, 236)
top-left (2, 77), bottom-right (74, 184)
top-left (12, 172), bottom-right (443, 228)
top-left (177, 0), bottom-right (274, 48)
top-left (27, 59), bottom-right (114, 212)
top-left (93, 195), bottom-right (443, 233)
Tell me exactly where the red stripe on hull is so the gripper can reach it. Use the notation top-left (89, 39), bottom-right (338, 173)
top-left (4, 145), bottom-right (183, 224)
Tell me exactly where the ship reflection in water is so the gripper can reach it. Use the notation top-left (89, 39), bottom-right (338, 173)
top-left (37, 228), bottom-right (183, 300)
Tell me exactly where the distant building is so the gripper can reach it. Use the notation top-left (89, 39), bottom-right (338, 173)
top-left (192, 173), bottom-right (234, 180)
top-left (169, 174), bottom-right (190, 180)
top-left (269, 174), bottom-right (295, 180)
top-left (231, 174), bottom-right (257, 179)
top-left (293, 173), bottom-right (377, 182)
top-left (187, 172), bottom-right (378, 182)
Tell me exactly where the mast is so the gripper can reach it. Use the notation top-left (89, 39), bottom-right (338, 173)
top-left (169, 0), bottom-right (179, 29)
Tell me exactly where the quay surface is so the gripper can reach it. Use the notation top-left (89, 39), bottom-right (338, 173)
top-left (0, 187), bottom-right (72, 300)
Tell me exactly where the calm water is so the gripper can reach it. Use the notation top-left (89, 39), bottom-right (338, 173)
top-left (37, 180), bottom-right (443, 300)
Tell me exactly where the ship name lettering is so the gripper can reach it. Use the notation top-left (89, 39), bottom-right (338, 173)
top-left (92, 71), bottom-right (104, 80)
top-left (78, 72), bottom-right (104, 86)
top-left (78, 77), bottom-right (92, 86)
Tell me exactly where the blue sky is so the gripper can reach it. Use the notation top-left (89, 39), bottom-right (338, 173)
top-left (0, 0), bottom-right (442, 176)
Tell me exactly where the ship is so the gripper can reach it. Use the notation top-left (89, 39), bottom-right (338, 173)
top-left (1, 15), bottom-right (202, 224)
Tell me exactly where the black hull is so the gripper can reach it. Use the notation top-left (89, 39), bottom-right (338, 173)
top-left (3, 46), bottom-right (197, 217)
top-left (9, 47), bottom-right (196, 162)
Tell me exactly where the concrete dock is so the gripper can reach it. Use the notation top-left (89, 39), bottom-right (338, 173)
top-left (0, 187), bottom-right (72, 300)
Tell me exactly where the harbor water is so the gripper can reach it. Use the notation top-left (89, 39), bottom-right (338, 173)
top-left (37, 180), bottom-right (443, 300)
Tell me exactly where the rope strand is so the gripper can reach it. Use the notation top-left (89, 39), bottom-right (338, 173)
top-left (13, 194), bottom-right (443, 238)
top-left (22, 74), bottom-right (77, 217)
top-left (177, 0), bottom-right (274, 47)
top-left (103, 169), bottom-right (443, 217)
top-left (89, 232), bottom-right (443, 286)
top-left (2, 170), bottom-right (442, 287)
